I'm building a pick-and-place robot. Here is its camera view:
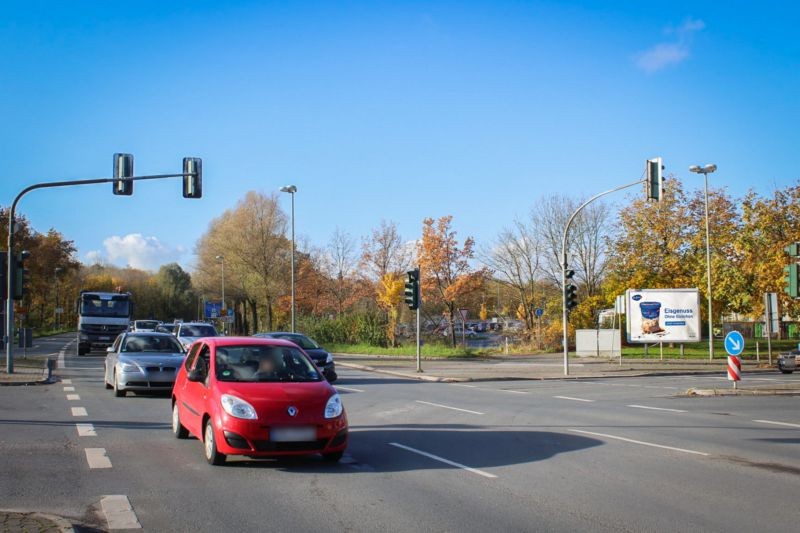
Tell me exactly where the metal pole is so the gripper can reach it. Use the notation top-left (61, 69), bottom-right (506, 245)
top-left (290, 191), bottom-right (296, 333)
top-left (220, 258), bottom-right (226, 334)
top-left (561, 177), bottom-right (646, 376)
top-left (703, 173), bottom-right (714, 360)
top-left (5, 171), bottom-right (198, 374)
top-left (416, 305), bottom-right (422, 373)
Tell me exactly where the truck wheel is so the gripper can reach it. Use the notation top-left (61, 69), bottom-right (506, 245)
top-left (780, 369), bottom-right (794, 374)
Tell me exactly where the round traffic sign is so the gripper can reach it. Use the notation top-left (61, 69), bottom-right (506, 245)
top-left (724, 330), bottom-right (745, 357)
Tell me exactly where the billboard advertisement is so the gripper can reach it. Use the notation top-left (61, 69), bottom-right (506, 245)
top-left (626, 288), bottom-right (701, 343)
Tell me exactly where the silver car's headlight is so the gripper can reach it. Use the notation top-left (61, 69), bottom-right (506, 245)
top-left (221, 394), bottom-right (257, 420)
top-left (325, 352), bottom-right (333, 364)
top-left (324, 393), bottom-right (343, 419)
top-left (118, 362), bottom-right (140, 372)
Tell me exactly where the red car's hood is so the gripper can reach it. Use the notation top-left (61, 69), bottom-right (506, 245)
top-left (215, 380), bottom-right (337, 422)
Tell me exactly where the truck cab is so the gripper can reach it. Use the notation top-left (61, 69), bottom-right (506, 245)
top-left (77, 291), bottom-right (133, 356)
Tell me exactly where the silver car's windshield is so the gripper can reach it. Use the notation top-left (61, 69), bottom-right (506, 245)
top-left (215, 345), bottom-right (322, 383)
top-left (122, 335), bottom-right (184, 353)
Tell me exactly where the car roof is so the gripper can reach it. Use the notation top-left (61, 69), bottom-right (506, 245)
top-left (256, 332), bottom-right (308, 337)
top-left (124, 332), bottom-right (177, 338)
top-left (203, 336), bottom-right (300, 349)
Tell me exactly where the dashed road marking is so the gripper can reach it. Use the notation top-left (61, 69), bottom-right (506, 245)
top-left (100, 495), bottom-right (142, 530)
top-left (554, 396), bottom-right (594, 403)
top-left (450, 384), bottom-right (478, 388)
top-left (390, 442), bottom-right (497, 479)
top-left (627, 404), bottom-right (687, 413)
top-left (569, 429), bottom-right (709, 456)
top-left (62, 379), bottom-right (72, 384)
top-left (753, 419), bottom-right (800, 429)
top-left (336, 386), bottom-right (365, 393)
top-left (76, 423), bottom-right (97, 437)
top-left (67, 394), bottom-right (81, 401)
top-left (63, 386), bottom-right (75, 392)
top-left (415, 400), bottom-right (484, 415)
top-left (85, 448), bottom-right (112, 469)
top-left (71, 407), bottom-right (88, 417)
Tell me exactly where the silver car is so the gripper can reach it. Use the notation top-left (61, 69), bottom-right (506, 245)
top-left (104, 332), bottom-right (186, 397)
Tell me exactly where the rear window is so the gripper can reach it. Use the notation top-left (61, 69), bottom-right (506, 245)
top-left (180, 325), bottom-right (218, 337)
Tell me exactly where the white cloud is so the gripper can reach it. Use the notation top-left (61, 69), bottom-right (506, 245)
top-left (85, 234), bottom-right (186, 271)
top-left (635, 17), bottom-right (705, 73)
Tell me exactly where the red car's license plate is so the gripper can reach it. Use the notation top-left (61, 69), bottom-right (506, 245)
top-left (270, 426), bottom-right (316, 442)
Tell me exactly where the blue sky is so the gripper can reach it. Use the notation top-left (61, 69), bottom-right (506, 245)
top-left (1, 1), bottom-right (798, 271)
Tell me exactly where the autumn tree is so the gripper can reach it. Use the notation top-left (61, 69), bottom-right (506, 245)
top-left (417, 216), bottom-right (485, 347)
top-left (376, 272), bottom-right (404, 346)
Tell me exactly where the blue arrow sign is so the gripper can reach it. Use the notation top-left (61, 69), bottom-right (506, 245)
top-left (724, 330), bottom-right (745, 356)
top-left (535, 308), bottom-right (544, 318)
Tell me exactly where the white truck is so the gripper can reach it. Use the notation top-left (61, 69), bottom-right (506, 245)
top-left (76, 291), bottom-right (133, 356)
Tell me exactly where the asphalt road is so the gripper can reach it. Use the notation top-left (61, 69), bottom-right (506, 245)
top-left (1, 334), bottom-right (799, 532)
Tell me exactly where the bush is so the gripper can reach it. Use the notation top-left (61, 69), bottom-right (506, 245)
top-left (298, 311), bottom-right (389, 347)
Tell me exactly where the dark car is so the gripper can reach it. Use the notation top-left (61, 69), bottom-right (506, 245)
top-left (253, 332), bottom-right (337, 382)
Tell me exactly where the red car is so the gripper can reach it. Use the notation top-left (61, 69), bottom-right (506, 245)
top-left (171, 337), bottom-right (348, 465)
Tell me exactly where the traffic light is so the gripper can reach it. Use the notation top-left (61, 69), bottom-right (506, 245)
top-left (785, 243), bottom-right (800, 299)
top-left (646, 157), bottom-right (664, 202)
top-left (182, 157), bottom-right (203, 199)
top-left (11, 251), bottom-right (30, 301)
top-left (564, 268), bottom-right (577, 310)
top-left (112, 153), bottom-right (134, 195)
top-left (0, 251), bottom-right (7, 300)
top-left (404, 268), bottom-right (420, 310)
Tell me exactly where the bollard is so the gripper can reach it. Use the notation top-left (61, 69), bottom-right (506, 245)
top-left (756, 341), bottom-right (759, 363)
top-left (46, 358), bottom-right (55, 382)
top-left (680, 344), bottom-right (685, 357)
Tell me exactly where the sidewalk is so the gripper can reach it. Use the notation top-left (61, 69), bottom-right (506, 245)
top-left (335, 353), bottom-right (782, 382)
top-left (0, 360), bottom-right (51, 386)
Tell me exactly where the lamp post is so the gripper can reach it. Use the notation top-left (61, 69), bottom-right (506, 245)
top-left (280, 185), bottom-right (297, 332)
top-left (54, 267), bottom-right (63, 331)
top-left (689, 163), bottom-right (717, 360)
top-left (215, 255), bottom-right (225, 334)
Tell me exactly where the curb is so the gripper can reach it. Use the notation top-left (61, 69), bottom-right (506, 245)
top-left (337, 362), bottom-right (470, 383)
top-left (338, 361), bottom-right (780, 383)
top-left (0, 510), bottom-right (75, 533)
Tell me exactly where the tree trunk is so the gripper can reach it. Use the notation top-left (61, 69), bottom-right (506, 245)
top-left (249, 299), bottom-right (258, 335)
top-left (449, 305), bottom-right (457, 348)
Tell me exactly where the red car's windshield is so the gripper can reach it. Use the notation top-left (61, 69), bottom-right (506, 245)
top-left (215, 345), bottom-right (322, 383)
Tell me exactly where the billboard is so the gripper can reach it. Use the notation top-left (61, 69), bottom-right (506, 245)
top-left (626, 288), bottom-right (701, 343)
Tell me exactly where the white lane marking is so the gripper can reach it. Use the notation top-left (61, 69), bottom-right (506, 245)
top-left (415, 400), bottom-right (484, 415)
top-left (569, 429), bottom-right (709, 456)
top-left (101, 495), bottom-right (142, 530)
top-left (450, 384), bottom-right (478, 388)
top-left (67, 394), bottom-right (81, 401)
top-left (85, 448), bottom-right (112, 469)
top-left (62, 379), bottom-right (72, 384)
top-left (390, 442), bottom-right (497, 479)
top-left (76, 423), bottom-right (97, 437)
top-left (497, 389), bottom-right (528, 394)
top-left (627, 404), bottom-right (687, 413)
top-left (63, 386), bottom-right (75, 392)
top-left (553, 396), bottom-right (594, 403)
top-left (451, 384), bottom-right (526, 394)
top-left (71, 407), bottom-right (88, 417)
top-left (753, 419), bottom-right (800, 429)
top-left (335, 386), bottom-right (365, 393)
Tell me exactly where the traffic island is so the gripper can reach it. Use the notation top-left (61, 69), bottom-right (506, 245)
top-left (0, 510), bottom-right (76, 532)
top-left (0, 359), bottom-right (53, 386)
top-left (685, 384), bottom-right (800, 397)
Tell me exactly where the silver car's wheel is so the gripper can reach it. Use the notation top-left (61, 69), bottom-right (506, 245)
top-left (172, 403), bottom-right (188, 439)
top-left (104, 365), bottom-right (113, 389)
top-left (204, 419), bottom-right (226, 465)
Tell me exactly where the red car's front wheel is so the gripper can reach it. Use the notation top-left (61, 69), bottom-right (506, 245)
top-left (204, 419), bottom-right (227, 466)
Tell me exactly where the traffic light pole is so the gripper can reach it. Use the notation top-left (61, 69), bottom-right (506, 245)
top-left (5, 172), bottom-right (194, 374)
top-left (561, 177), bottom-right (646, 376)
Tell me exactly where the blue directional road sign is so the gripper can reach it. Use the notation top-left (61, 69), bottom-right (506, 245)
top-left (535, 308), bottom-right (544, 318)
top-left (204, 300), bottom-right (223, 319)
top-left (724, 330), bottom-right (745, 357)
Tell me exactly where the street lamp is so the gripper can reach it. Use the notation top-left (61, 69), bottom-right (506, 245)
top-left (689, 163), bottom-right (717, 360)
top-left (54, 267), bottom-right (63, 331)
top-left (280, 185), bottom-right (297, 333)
top-left (215, 255), bottom-right (225, 334)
